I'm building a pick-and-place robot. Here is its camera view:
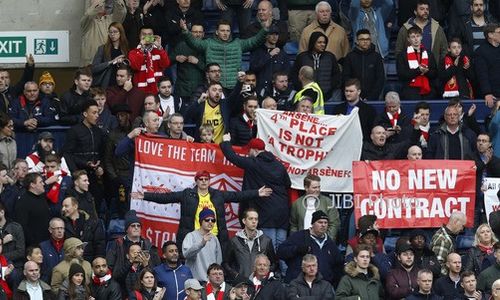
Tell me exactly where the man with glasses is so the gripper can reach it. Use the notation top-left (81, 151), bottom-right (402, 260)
top-left (142, 170), bottom-right (272, 256)
top-left (427, 105), bottom-right (477, 159)
top-left (183, 208), bottom-right (222, 282)
top-left (192, 63), bottom-right (226, 104)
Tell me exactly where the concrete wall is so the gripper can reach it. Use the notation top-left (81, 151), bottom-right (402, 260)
top-left (0, 0), bottom-right (84, 68)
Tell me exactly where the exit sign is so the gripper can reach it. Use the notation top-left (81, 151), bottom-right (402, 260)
top-left (0, 31), bottom-right (69, 63)
top-left (0, 37), bottom-right (26, 57)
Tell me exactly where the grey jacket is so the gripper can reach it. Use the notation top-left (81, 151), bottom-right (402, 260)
top-left (182, 230), bottom-right (222, 282)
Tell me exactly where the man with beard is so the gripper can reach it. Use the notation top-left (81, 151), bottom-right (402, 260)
top-left (260, 72), bottom-right (294, 111)
top-left (185, 82), bottom-right (228, 143)
top-left (26, 131), bottom-right (70, 175)
top-left (103, 104), bottom-right (132, 218)
top-left (229, 96), bottom-right (259, 146)
top-left (157, 77), bottom-right (185, 117)
top-left (386, 242), bottom-right (420, 300)
top-left (90, 257), bottom-right (121, 300)
top-left (154, 241), bottom-right (192, 300)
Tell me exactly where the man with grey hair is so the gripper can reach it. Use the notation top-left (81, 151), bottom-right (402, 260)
top-left (247, 254), bottom-right (285, 299)
top-left (298, 1), bottom-right (350, 60)
top-left (426, 104), bottom-right (476, 159)
top-left (374, 91), bottom-right (413, 144)
top-left (287, 254), bottom-right (334, 299)
top-left (430, 211), bottom-right (467, 275)
top-left (293, 66), bottom-right (324, 115)
top-left (242, 0), bottom-right (289, 48)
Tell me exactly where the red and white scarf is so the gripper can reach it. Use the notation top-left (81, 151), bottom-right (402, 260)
top-left (386, 108), bottom-right (400, 127)
top-left (419, 123), bottom-right (430, 147)
top-left (46, 170), bottom-right (68, 204)
top-left (252, 272), bottom-right (274, 294)
top-left (407, 46), bottom-right (431, 95)
top-left (206, 282), bottom-right (226, 300)
top-left (92, 270), bottom-right (112, 286)
top-left (442, 54), bottom-right (474, 99)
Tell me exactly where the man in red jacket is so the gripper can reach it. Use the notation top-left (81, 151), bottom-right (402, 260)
top-left (128, 26), bottom-right (170, 94)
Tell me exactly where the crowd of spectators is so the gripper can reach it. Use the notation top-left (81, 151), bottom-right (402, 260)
top-left (1, 0), bottom-right (500, 299)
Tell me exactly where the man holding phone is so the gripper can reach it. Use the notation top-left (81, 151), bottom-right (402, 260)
top-left (128, 26), bottom-right (171, 94)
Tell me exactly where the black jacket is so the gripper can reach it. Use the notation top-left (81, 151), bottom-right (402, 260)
top-left (250, 44), bottom-right (290, 94)
top-left (414, 247), bottom-right (442, 279)
top-left (63, 210), bottom-right (105, 262)
top-left (63, 122), bottom-right (105, 172)
top-left (0, 63), bottom-right (34, 114)
top-left (0, 220), bottom-right (25, 268)
top-left (90, 278), bottom-right (122, 300)
top-left (426, 124), bottom-right (477, 159)
top-left (243, 20), bottom-right (289, 48)
top-left (405, 290), bottom-right (443, 300)
top-left (464, 246), bottom-right (496, 276)
top-left (434, 275), bottom-right (464, 300)
top-left (222, 230), bottom-right (277, 282)
top-left (220, 142), bottom-right (291, 229)
top-left (332, 100), bottom-right (376, 141)
top-left (292, 32), bottom-right (341, 99)
top-left (247, 274), bottom-right (285, 300)
top-left (361, 129), bottom-right (420, 160)
top-left (144, 187), bottom-right (259, 255)
top-left (342, 45), bottom-right (385, 100)
top-left (65, 188), bottom-right (98, 219)
top-left (287, 272), bottom-right (335, 300)
top-left (374, 110), bottom-right (413, 144)
top-left (60, 88), bottom-right (92, 125)
top-left (229, 115), bottom-right (257, 146)
top-left (14, 191), bottom-right (50, 247)
top-left (396, 49), bottom-right (438, 100)
top-left (106, 235), bottom-right (161, 276)
top-left (474, 41), bottom-right (500, 97)
top-left (163, 6), bottom-right (204, 47)
top-left (439, 54), bottom-right (475, 99)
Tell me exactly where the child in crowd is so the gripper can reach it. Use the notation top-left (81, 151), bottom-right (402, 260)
top-left (199, 124), bottom-right (215, 143)
top-left (440, 38), bottom-right (475, 99)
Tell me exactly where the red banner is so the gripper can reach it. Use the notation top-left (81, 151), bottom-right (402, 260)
top-left (353, 160), bottom-right (476, 228)
top-left (131, 135), bottom-right (245, 248)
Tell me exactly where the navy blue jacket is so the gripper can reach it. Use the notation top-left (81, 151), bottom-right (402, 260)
top-left (250, 44), bottom-right (290, 94)
top-left (474, 41), bottom-right (500, 97)
top-left (39, 239), bottom-right (64, 284)
top-left (8, 96), bottom-right (55, 130)
top-left (277, 229), bottom-right (343, 285)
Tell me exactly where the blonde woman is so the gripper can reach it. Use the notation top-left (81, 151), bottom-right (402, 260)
top-left (464, 223), bottom-right (498, 275)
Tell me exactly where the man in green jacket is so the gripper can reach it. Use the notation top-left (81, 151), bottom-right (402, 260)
top-left (290, 174), bottom-right (339, 240)
top-left (179, 18), bottom-right (271, 90)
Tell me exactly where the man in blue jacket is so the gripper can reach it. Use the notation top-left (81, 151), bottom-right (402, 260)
top-left (154, 241), bottom-right (192, 300)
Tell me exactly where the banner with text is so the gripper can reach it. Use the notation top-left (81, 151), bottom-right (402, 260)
top-left (484, 177), bottom-right (500, 222)
top-left (256, 109), bottom-right (362, 192)
top-left (130, 135), bottom-right (245, 248)
top-left (353, 160), bottom-right (476, 228)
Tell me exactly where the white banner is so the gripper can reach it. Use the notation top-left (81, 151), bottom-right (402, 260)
top-left (256, 108), bottom-right (362, 192)
top-left (484, 177), bottom-right (500, 222)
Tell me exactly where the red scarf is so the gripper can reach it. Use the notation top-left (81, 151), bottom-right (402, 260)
top-left (478, 244), bottom-right (494, 255)
top-left (386, 109), bottom-right (400, 127)
top-left (443, 54), bottom-right (474, 99)
top-left (46, 170), bottom-right (68, 204)
top-left (407, 46), bottom-right (431, 95)
top-left (51, 238), bottom-right (64, 252)
top-left (92, 270), bottom-right (112, 286)
top-left (205, 282), bottom-right (226, 300)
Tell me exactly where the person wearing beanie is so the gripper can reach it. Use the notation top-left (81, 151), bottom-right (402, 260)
top-left (106, 209), bottom-right (161, 281)
top-left (386, 239), bottom-right (420, 300)
top-left (347, 214), bottom-right (385, 256)
top-left (51, 238), bottom-right (93, 294)
top-left (143, 170), bottom-right (272, 257)
top-left (182, 208), bottom-right (222, 282)
top-left (39, 71), bottom-right (56, 96)
top-left (409, 229), bottom-right (441, 278)
top-left (278, 210), bottom-right (343, 285)
top-left (58, 263), bottom-right (91, 300)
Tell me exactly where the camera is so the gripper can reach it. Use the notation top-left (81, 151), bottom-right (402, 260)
top-left (144, 35), bottom-right (155, 44)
